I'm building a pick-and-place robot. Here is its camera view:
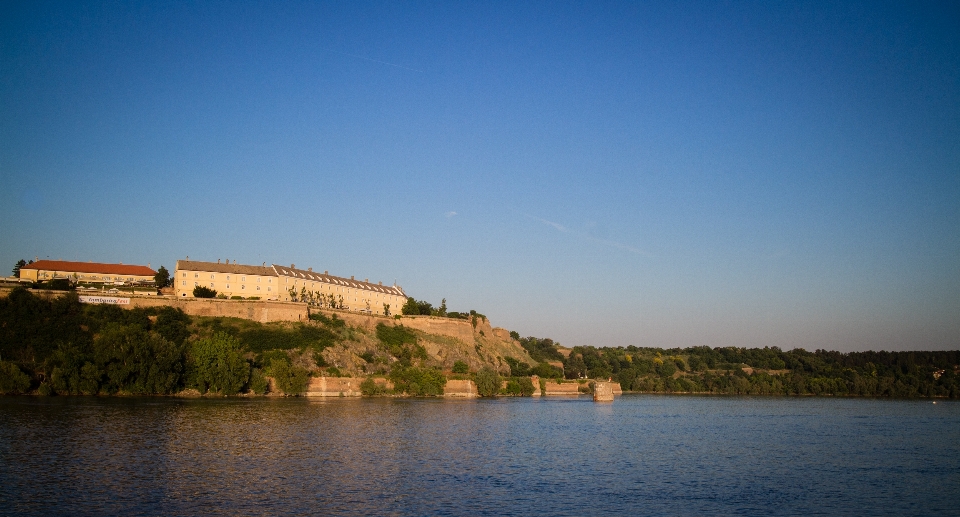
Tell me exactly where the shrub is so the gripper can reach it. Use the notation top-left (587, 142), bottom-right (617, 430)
top-left (360, 377), bottom-right (386, 396)
top-left (267, 358), bottom-right (309, 395)
top-left (475, 367), bottom-right (501, 397)
top-left (193, 285), bottom-right (217, 298)
top-left (249, 368), bottom-right (269, 394)
top-left (452, 360), bottom-right (469, 374)
top-left (187, 332), bottom-right (249, 395)
top-left (0, 360), bottom-right (31, 394)
top-left (230, 295), bottom-right (243, 300)
top-left (389, 366), bottom-right (446, 396)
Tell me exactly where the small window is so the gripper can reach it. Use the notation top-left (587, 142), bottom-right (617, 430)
top-left (194, 282), bottom-right (198, 286)
top-left (226, 284), bottom-right (230, 289)
top-left (257, 286), bottom-right (260, 291)
top-left (210, 274), bottom-right (215, 279)
top-left (195, 273), bottom-right (199, 278)
top-left (241, 276), bottom-right (245, 281)
top-left (241, 285), bottom-right (245, 290)
top-left (210, 283), bottom-right (214, 288)
top-left (182, 280), bottom-right (186, 286)
top-left (182, 272), bottom-right (186, 278)
top-left (268, 287), bottom-right (271, 291)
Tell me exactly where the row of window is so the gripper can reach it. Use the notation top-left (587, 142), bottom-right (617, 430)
top-left (184, 272), bottom-right (272, 283)
top-left (185, 280), bottom-right (272, 292)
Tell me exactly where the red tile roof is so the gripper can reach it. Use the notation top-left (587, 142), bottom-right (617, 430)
top-left (22, 260), bottom-right (156, 276)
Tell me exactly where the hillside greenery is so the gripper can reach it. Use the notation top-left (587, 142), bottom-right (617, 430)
top-left (1, 287), bottom-right (956, 398)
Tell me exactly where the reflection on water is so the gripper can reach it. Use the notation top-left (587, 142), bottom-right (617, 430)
top-left (1, 396), bottom-right (958, 515)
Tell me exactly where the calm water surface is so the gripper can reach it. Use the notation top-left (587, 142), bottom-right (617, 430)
top-left (1, 395), bottom-right (958, 516)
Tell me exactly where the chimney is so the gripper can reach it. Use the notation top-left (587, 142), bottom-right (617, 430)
top-left (365, 278), bottom-right (368, 283)
top-left (233, 260), bottom-right (236, 265)
top-left (217, 259), bottom-right (221, 264)
top-left (350, 276), bottom-right (354, 280)
top-left (378, 281), bottom-right (382, 285)
top-left (262, 262), bottom-right (266, 266)
top-left (148, 263), bottom-right (151, 268)
top-left (324, 270), bottom-right (328, 275)
top-left (291, 264), bottom-right (295, 268)
top-left (308, 267), bottom-right (312, 272)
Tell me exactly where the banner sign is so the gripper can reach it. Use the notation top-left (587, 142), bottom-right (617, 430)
top-left (79, 296), bottom-right (130, 305)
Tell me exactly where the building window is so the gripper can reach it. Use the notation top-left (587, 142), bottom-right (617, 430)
top-left (241, 285), bottom-right (245, 290)
top-left (226, 284), bottom-right (230, 289)
top-left (210, 283), bottom-right (214, 288)
top-left (241, 276), bottom-right (245, 281)
top-left (257, 286), bottom-right (261, 291)
top-left (268, 287), bottom-right (271, 292)
top-left (182, 281), bottom-right (186, 286)
top-left (194, 282), bottom-right (198, 286)
top-left (195, 273), bottom-right (199, 278)
top-left (211, 274), bottom-right (215, 279)
top-left (257, 278), bottom-right (260, 283)
top-left (182, 272), bottom-right (186, 278)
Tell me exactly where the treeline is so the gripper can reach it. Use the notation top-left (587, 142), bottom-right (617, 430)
top-left (525, 341), bottom-right (958, 398)
top-left (0, 288), bottom-right (329, 396)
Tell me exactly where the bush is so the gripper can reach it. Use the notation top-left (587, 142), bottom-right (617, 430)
top-left (193, 285), bottom-right (217, 298)
top-left (475, 367), bottom-right (501, 397)
top-left (452, 360), bottom-right (469, 374)
top-left (389, 366), bottom-right (446, 396)
top-left (267, 358), bottom-right (309, 395)
top-left (0, 360), bottom-right (31, 394)
top-left (187, 332), bottom-right (249, 395)
top-left (249, 368), bottom-right (269, 394)
top-left (360, 377), bottom-right (386, 396)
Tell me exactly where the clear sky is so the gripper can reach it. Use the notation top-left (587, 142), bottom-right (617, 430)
top-left (2, 1), bottom-right (958, 352)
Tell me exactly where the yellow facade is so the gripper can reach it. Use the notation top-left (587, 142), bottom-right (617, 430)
top-left (175, 260), bottom-right (279, 300)
top-left (19, 260), bottom-right (156, 284)
top-left (174, 260), bottom-right (407, 316)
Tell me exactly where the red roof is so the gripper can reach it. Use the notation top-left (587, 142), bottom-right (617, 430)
top-left (21, 260), bottom-right (156, 276)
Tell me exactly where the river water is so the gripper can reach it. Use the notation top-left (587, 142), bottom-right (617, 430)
top-left (1, 395), bottom-right (957, 516)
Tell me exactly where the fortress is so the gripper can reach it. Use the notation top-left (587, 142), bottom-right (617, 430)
top-left (175, 259), bottom-right (407, 316)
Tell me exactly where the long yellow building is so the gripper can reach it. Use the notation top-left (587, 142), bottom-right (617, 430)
top-left (175, 259), bottom-right (407, 316)
top-left (19, 260), bottom-right (156, 284)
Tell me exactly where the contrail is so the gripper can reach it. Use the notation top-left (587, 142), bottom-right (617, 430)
top-left (322, 48), bottom-right (423, 73)
top-left (521, 212), bottom-right (652, 257)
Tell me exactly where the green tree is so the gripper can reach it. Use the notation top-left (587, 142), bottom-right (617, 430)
top-left (187, 332), bottom-right (249, 395)
top-left (92, 324), bottom-right (185, 395)
top-left (437, 298), bottom-right (447, 317)
top-left (475, 366), bottom-right (502, 397)
top-left (452, 360), bottom-right (469, 374)
top-left (12, 259), bottom-right (27, 278)
top-left (193, 285), bottom-right (217, 298)
top-left (267, 357), bottom-right (309, 395)
top-left (0, 360), bottom-right (31, 394)
top-left (154, 266), bottom-right (171, 288)
top-left (383, 303), bottom-right (391, 316)
top-left (401, 297), bottom-right (419, 315)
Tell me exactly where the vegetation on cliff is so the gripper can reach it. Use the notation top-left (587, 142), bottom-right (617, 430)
top-left (3, 287), bottom-right (955, 398)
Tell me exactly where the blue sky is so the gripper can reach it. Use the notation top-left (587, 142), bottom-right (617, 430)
top-left (2, 1), bottom-right (958, 352)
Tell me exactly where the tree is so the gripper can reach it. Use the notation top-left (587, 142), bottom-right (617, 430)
top-left (417, 300), bottom-right (433, 315)
top-left (452, 360), bottom-right (469, 374)
top-left (0, 360), bottom-right (31, 394)
top-left (383, 303), bottom-right (391, 316)
top-left (12, 259), bottom-right (26, 278)
top-left (193, 285), bottom-right (217, 298)
top-left (437, 298), bottom-right (447, 317)
top-left (187, 332), bottom-right (249, 395)
top-left (154, 266), bottom-right (171, 288)
top-left (475, 366), bottom-right (502, 397)
top-left (401, 297), bottom-right (419, 315)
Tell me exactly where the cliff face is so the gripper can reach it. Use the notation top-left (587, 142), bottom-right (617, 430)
top-left (311, 310), bottom-right (536, 375)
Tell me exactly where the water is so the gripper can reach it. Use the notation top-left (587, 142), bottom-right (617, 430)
top-left (1, 395), bottom-right (958, 516)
